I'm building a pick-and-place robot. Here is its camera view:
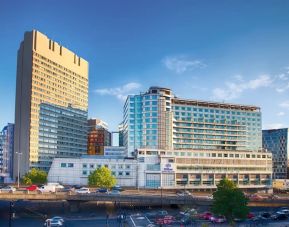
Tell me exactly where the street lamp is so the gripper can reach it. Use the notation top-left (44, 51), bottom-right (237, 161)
top-left (16, 152), bottom-right (22, 188)
top-left (158, 186), bottom-right (163, 209)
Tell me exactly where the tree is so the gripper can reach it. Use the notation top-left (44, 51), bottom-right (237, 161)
top-left (212, 178), bottom-right (249, 225)
top-left (21, 168), bottom-right (47, 185)
top-left (88, 166), bottom-right (116, 188)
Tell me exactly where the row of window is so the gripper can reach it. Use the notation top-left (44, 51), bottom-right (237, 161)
top-left (173, 106), bottom-right (260, 116)
top-left (60, 163), bottom-right (74, 168)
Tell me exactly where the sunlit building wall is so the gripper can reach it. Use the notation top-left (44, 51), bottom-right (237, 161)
top-left (14, 30), bottom-right (88, 177)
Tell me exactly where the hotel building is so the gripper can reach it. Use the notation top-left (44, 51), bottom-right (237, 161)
top-left (124, 87), bottom-right (262, 155)
top-left (122, 87), bottom-right (272, 189)
top-left (263, 128), bottom-right (289, 179)
top-left (14, 30), bottom-right (88, 177)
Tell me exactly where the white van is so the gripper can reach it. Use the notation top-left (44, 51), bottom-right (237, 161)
top-left (47, 182), bottom-right (64, 191)
top-left (38, 185), bottom-right (56, 193)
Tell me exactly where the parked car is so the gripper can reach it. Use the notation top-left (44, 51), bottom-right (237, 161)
top-left (72, 185), bottom-right (82, 189)
top-left (210, 215), bottom-right (226, 223)
top-left (61, 186), bottom-right (75, 192)
top-left (51, 216), bottom-right (64, 224)
top-left (44, 219), bottom-right (63, 226)
top-left (38, 185), bottom-right (56, 193)
top-left (180, 216), bottom-right (193, 225)
top-left (177, 190), bottom-right (191, 196)
top-left (97, 188), bottom-right (109, 193)
top-left (47, 183), bottom-right (64, 191)
top-left (75, 187), bottom-right (90, 194)
top-left (112, 185), bottom-right (123, 191)
top-left (260, 212), bottom-right (271, 219)
top-left (279, 208), bottom-right (289, 216)
top-left (0, 186), bottom-right (16, 192)
top-left (250, 194), bottom-right (263, 201)
top-left (25, 185), bottom-right (38, 191)
top-left (198, 212), bottom-right (213, 220)
top-left (157, 210), bottom-right (168, 217)
top-left (110, 190), bottom-right (120, 195)
top-left (271, 211), bottom-right (288, 220)
top-left (247, 212), bottom-right (255, 219)
top-left (180, 208), bottom-right (197, 217)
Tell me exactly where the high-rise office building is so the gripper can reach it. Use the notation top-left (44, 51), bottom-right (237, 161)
top-left (124, 87), bottom-right (262, 156)
top-left (263, 128), bottom-right (289, 179)
top-left (87, 119), bottom-right (111, 155)
top-left (14, 30), bottom-right (88, 177)
top-left (0, 123), bottom-right (14, 182)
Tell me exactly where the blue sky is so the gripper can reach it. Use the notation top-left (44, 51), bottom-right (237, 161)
top-left (1, 0), bottom-right (289, 131)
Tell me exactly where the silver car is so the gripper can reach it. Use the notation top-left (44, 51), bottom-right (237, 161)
top-left (0, 186), bottom-right (16, 192)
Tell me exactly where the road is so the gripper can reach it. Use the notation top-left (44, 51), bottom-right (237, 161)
top-left (0, 217), bottom-right (121, 227)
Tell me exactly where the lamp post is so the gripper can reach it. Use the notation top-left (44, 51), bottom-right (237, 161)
top-left (16, 152), bottom-right (22, 188)
top-left (158, 186), bottom-right (163, 209)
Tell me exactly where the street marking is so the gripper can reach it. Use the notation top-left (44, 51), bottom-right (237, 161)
top-left (130, 215), bottom-right (137, 227)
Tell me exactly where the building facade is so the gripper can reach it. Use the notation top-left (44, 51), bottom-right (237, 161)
top-left (87, 119), bottom-right (111, 155)
top-left (124, 87), bottom-right (262, 156)
top-left (48, 148), bottom-right (272, 190)
top-left (14, 30), bottom-right (88, 177)
top-left (136, 148), bottom-right (272, 189)
top-left (0, 123), bottom-right (14, 182)
top-left (37, 103), bottom-right (87, 172)
top-left (48, 156), bottom-right (137, 187)
top-left (263, 128), bottom-right (289, 179)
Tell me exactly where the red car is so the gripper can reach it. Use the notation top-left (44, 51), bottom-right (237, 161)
top-left (25, 185), bottom-right (38, 191)
top-left (198, 212), bottom-right (213, 220)
top-left (247, 212), bottom-right (255, 219)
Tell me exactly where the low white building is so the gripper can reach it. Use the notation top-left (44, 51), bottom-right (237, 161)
top-left (48, 148), bottom-right (273, 190)
top-left (48, 155), bottom-right (137, 187)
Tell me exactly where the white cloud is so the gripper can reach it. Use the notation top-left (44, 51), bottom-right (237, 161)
top-left (163, 56), bottom-right (206, 74)
top-left (278, 73), bottom-right (288, 81)
top-left (94, 82), bottom-right (141, 101)
top-left (276, 111), bottom-right (285, 116)
top-left (212, 74), bottom-right (272, 100)
top-left (280, 101), bottom-right (289, 109)
top-left (264, 123), bottom-right (284, 130)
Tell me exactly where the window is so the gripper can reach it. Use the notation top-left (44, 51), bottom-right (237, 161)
top-left (68, 163), bottom-right (74, 168)
top-left (82, 164), bottom-right (87, 168)
top-left (90, 164), bottom-right (94, 168)
top-left (125, 172), bottom-right (130, 176)
top-left (61, 163), bottom-right (66, 168)
top-left (119, 172), bottom-right (123, 176)
top-left (82, 170), bottom-right (87, 175)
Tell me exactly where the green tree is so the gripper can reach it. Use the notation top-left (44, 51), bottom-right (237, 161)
top-left (212, 178), bottom-right (249, 225)
top-left (88, 166), bottom-right (116, 188)
top-left (21, 168), bottom-right (47, 185)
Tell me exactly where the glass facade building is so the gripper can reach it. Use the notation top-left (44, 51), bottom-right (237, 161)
top-left (0, 123), bottom-right (14, 182)
top-left (263, 128), bottom-right (289, 179)
top-left (123, 87), bottom-right (262, 156)
top-left (37, 103), bottom-right (87, 172)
